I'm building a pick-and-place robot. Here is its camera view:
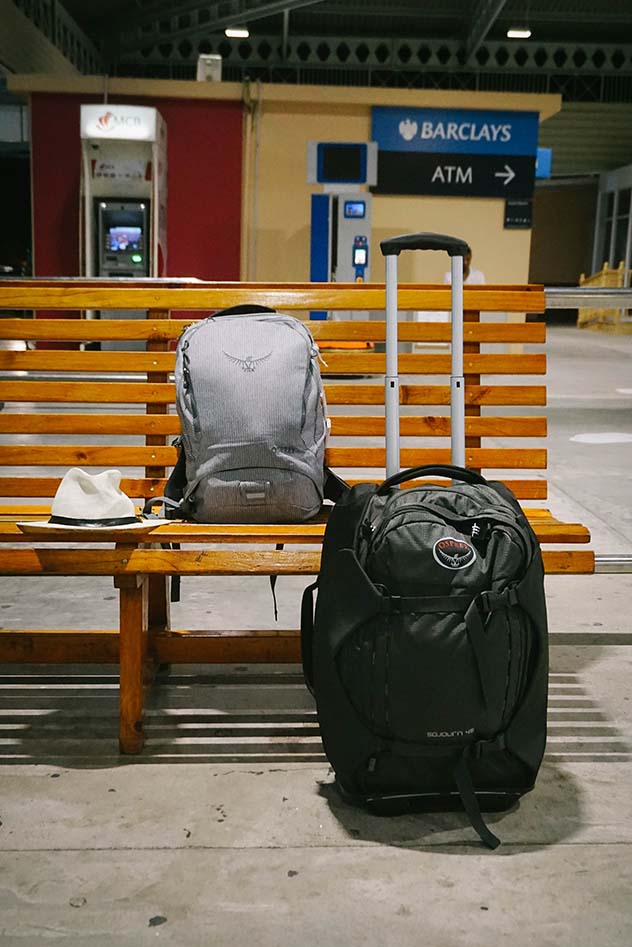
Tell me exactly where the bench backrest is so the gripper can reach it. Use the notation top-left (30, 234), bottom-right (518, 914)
top-left (0, 280), bottom-right (546, 505)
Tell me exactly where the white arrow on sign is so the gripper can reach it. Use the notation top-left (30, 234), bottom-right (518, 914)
top-left (494, 164), bottom-right (516, 186)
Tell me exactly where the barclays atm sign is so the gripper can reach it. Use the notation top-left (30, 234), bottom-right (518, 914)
top-left (372, 106), bottom-right (539, 198)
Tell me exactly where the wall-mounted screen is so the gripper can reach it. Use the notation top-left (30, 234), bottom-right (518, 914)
top-left (320, 144), bottom-right (365, 183)
top-left (307, 141), bottom-right (377, 185)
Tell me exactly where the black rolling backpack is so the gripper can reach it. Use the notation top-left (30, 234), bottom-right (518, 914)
top-left (301, 234), bottom-right (549, 849)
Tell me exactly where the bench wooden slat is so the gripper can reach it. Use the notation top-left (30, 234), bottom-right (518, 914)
top-left (0, 318), bottom-right (546, 344)
top-left (313, 321), bottom-right (547, 343)
top-left (0, 517), bottom-right (590, 544)
top-left (0, 283), bottom-right (546, 312)
top-left (0, 381), bottom-right (175, 403)
top-left (0, 350), bottom-right (546, 375)
top-left (326, 447), bottom-right (547, 468)
top-left (0, 444), bottom-right (546, 469)
top-left (0, 381), bottom-right (548, 405)
top-left (0, 629), bottom-right (121, 664)
top-left (329, 385), bottom-right (548, 405)
top-left (313, 352), bottom-right (547, 375)
top-left (0, 412), bottom-right (546, 438)
top-left (331, 416), bottom-right (547, 437)
top-left (345, 477), bottom-right (548, 498)
top-left (0, 413), bottom-right (180, 435)
top-left (0, 629), bottom-right (301, 666)
top-left (0, 547), bottom-right (322, 575)
top-left (543, 550), bottom-right (594, 573)
top-left (0, 445), bottom-right (176, 466)
top-left (0, 351), bottom-right (174, 372)
top-left (0, 475), bottom-right (549, 499)
top-left (0, 546), bottom-right (594, 575)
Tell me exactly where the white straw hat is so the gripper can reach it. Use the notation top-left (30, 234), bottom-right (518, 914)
top-left (17, 468), bottom-right (164, 531)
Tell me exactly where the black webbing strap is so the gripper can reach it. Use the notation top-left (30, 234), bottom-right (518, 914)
top-left (464, 598), bottom-right (496, 710)
top-left (300, 579), bottom-right (319, 695)
top-left (463, 587), bottom-right (522, 710)
top-left (170, 544), bottom-right (181, 603)
top-left (269, 543), bottom-right (284, 621)
top-left (453, 736), bottom-right (506, 850)
top-left (324, 467), bottom-right (350, 502)
top-left (386, 594), bottom-right (472, 614)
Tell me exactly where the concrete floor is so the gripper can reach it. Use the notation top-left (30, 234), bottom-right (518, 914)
top-left (0, 324), bottom-right (631, 945)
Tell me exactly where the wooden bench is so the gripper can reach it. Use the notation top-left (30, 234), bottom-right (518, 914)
top-left (0, 279), bottom-right (593, 753)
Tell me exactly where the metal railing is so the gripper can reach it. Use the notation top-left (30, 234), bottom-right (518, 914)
top-left (594, 556), bottom-right (632, 574)
top-left (545, 287), bottom-right (632, 308)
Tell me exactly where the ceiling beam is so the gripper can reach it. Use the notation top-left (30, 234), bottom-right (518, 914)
top-left (465, 0), bottom-right (507, 60)
top-left (122, 0), bottom-right (326, 32)
top-left (119, 0), bottom-right (328, 53)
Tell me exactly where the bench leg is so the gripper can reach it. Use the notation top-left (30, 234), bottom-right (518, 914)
top-left (116, 574), bottom-right (149, 754)
top-left (148, 574), bottom-right (171, 633)
top-left (148, 574), bottom-right (172, 677)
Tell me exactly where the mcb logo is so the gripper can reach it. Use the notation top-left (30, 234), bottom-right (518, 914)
top-left (399, 118), bottom-right (418, 142)
top-left (97, 111), bottom-right (114, 129)
top-left (95, 111), bottom-right (142, 131)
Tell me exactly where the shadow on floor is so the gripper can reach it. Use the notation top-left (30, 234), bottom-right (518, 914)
top-left (0, 659), bottom-right (629, 771)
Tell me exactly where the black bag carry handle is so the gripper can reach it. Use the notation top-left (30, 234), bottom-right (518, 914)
top-left (378, 464), bottom-right (488, 495)
top-left (380, 232), bottom-right (469, 258)
top-left (211, 304), bottom-right (276, 318)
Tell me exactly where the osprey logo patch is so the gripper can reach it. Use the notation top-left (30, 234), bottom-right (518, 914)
top-left (433, 537), bottom-right (476, 570)
top-left (223, 350), bottom-right (272, 373)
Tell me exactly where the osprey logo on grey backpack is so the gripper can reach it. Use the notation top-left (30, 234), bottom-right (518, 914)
top-left (222, 349), bottom-right (272, 372)
top-left (162, 305), bottom-right (343, 525)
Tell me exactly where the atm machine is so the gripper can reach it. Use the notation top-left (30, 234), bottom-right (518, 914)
top-left (95, 199), bottom-right (149, 278)
top-left (80, 104), bottom-right (167, 348)
top-left (307, 141), bottom-right (377, 319)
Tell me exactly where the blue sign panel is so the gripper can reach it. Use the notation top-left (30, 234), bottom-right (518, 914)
top-left (371, 107), bottom-right (539, 157)
top-left (535, 146), bottom-right (553, 178)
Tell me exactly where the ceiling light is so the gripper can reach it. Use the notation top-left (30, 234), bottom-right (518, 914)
top-left (225, 27), bottom-right (249, 38)
top-left (507, 28), bottom-right (532, 39)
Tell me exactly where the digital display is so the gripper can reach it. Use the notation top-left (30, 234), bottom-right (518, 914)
top-left (107, 226), bottom-right (143, 252)
top-left (317, 143), bottom-right (367, 183)
top-left (344, 200), bottom-right (366, 219)
top-left (353, 247), bottom-right (368, 266)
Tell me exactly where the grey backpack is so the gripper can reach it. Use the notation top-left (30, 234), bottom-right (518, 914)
top-left (165, 305), bottom-right (341, 523)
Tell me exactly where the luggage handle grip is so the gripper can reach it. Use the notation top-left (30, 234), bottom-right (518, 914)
top-left (210, 304), bottom-right (276, 318)
top-left (380, 232), bottom-right (469, 258)
top-left (378, 464), bottom-right (488, 494)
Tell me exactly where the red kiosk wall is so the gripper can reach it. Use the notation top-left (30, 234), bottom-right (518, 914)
top-left (30, 93), bottom-right (243, 283)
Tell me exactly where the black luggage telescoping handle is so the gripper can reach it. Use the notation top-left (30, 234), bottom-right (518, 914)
top-left (377, 464), bottom-right (488, 495)
top-left (380, 232), bottom-right (470, 258)
top-left (380, 232), bottom-right (469, 474)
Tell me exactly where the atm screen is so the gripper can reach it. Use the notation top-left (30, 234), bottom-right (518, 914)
top-left (344, 201), bottom-right (366, 219)
top-left (353, 247), bottom-right (368, 266)
top-left (107, 226), bottom-right (143, 252)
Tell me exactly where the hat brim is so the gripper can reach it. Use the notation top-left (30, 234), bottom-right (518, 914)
top-left (16, 518), bottom-right (170, 534)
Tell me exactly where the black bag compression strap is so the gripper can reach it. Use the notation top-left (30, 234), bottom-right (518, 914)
top-left (453, 736), bottom-right (506, 850)
top-left (300, 579), bottom-right (319, 695)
